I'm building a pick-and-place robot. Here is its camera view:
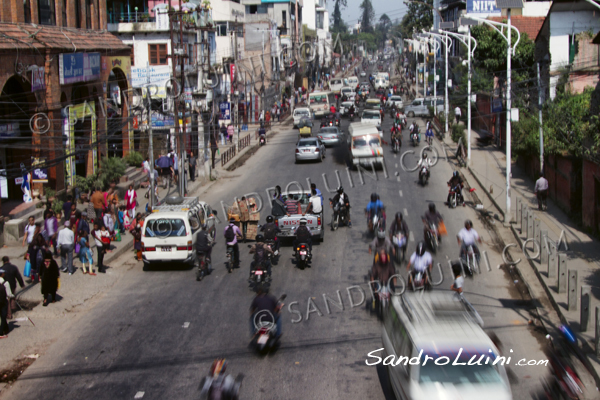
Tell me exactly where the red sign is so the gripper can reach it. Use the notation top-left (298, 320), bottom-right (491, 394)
top-left (230, 64), bottom-right (236, 94)
top-left (133, 116), bottom-right (138, 130)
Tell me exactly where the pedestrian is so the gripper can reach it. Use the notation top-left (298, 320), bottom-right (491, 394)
top-left (265, 111), bottom-right (271, 126)
top-left (276, 106), bottom-right (281, 122)
top-left (103, 211), bottom-right (115, 235)
top-left (63, 195), bottom-right (73, 218)
top-left (131, 216), bottom-right (143, 261)
top-left (78, 235), bottom-right (95, 275)
top-left (238, 196), bottom-right (250, 242)
top-left (44, 210), bottom-right (59, 256)
top-left (1, 257), bottom-right (24, 320)
top-left (87, 199), bottom-right (96, 224)
top-left (259, 110), bottom-right (265, 124)
top-left (210, 130), bottom-right (219, 169)
top-left (0, 268), bottom-right (11, 337)
top-left (189, 151), bottom-right (197, 182)
top-left (91, 187), bottom-right (104, 227)
top-left (28, 223), bottom-right (46, 282)
top-left (57, 222), bottom-right (75, 275)
top-left (22, 215), bottom-right (36, 249)
top-left (172, 152), bottom-right (179, 185)
top-left (40, 252), bottom-right (60, 306)
top-left (454, 106), bottom-right (461, 124)
top-left (126, 184), bottom-right (137, 221)
top-left (534, 172), bottom-right (549, 211)
top-left (142, 157), bottom-right (150, 178)
top-left (106, 188), bottom-right (119, 212)
top-left (227, 123), bottom-right (234, 143)
top-left (220, 123), bottom-right (227, 143)
top-left (92, 223), bottom-right (106, 273)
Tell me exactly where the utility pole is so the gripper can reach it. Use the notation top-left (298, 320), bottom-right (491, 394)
top-left (445, 31), bottom-right (449, 135)
top-left (178, 0), bottom-right (187, 196)
top-left (146, 61), bottom-right (155, 210)
top-left (506, 8), bottom-right (513, 222)
top-left (234, 16), bottom-right (239, 144)
top-left (467, 26), bottom-right (472, 165)
top-left (537, 62), bottom-right (544, 172)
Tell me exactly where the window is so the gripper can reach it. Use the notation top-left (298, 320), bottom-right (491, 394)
top-left (129, 45), bottom-right (135, 66)
top-left (145, 219), bottom-right (187, 238)
top-left (38, 0), bottom-right (56, 26)
top-left (24, 0), bottom-right (31, 23)
top-left (75, 0), bottom-right (81, 28)
top-left (149, 44), bottom-right (168, 65)
top-left (86, 0), bottom-right (92, 29)
top-left (282, 11), bottom-right (286, 27)
top-left (62, 0), bottom-right (67, 26)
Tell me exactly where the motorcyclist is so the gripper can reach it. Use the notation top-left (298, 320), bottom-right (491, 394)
top-left (409, 122), bottom-right (420, 143)
top-left (292, 218), bottom-right (312, 256)
top-left (457, 219), bottom-right (482, 262)
top-left (258, 122), bottom-right (267, 143)
top-left (200, 359), bottom-right (241, 400)
top-left (330, 186), bottom-right (351, 227)
top-left (348, 103), bottom-right (356, 117)
top-left (250, 286), bottom-right (282, 339)
top-left (365, 193), bottom-right (386, 230)
top-left (249, 234), bottom-right (273, 280)
top-left (389, 212), bottom-right (409, 259)
top-left (425, 123), bottom-right (434, 144)
top-left (224, 217), bottom-right (243, 269)
top-left (369, 228), bottom-right (394, 258)
top-left (195, 223), bottom-right (214, 277)
top-left (406, 241), bottom-right (433, 286)
top-left (260, 215), bottom-right (281, 253)
top-left (417, 153), bottom-right (433, 181)
top-left (447, 171), bottom-right (465, 206)
top-left (329, 104), bottom-right (336, 115)
top-left (422, 203), bottom-right (443, 242)
top-left (371, 248), bottom-right (397, 290)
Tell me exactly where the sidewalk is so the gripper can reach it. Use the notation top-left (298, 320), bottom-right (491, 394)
top-left (441, 128), bottom-right (600, 385)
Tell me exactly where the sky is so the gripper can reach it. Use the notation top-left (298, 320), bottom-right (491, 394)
top-left (327, 0), bottom-right (410, 28)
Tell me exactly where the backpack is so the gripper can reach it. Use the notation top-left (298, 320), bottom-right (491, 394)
top-left (0, 282), bottom-right (7, 306)
top-left (254, 243), bottom-right (265, 262)
top-left (263, 224), bottom-right (276, 239)
top-left (296, 225), bottom-right (311, 241)
top-left (209, 375), bottom-right (234, 400)
top-left (224, 225), bottom-right (235, 242)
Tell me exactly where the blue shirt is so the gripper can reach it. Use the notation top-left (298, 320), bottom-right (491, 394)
top-left (366, 200), bottom-right (384, 214)
top-left (224, 223), bottom-right (243, 245)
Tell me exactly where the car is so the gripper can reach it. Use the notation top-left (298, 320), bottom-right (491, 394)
top-left (404, 97), bottom-right (444, 117)
top-left (340, 101), bottom-right (355, 116)
top-left (293, 107), bottom-right (312, 128)
top-left (360, 71), bottom-right (366, 77)
top-left (361, 109), bottom-right (382, 134)
top-left (330, 78), bottom-right (344, 93)
top-left (364, 99), bottom-right (381, 111)
top-left (295, 137), bottom-right (326, 163)
top-left (317, 126), bottom-right (342, 146)
top-left (374, 88), bottom-right (387, 99)
top-left (386, 95), bottom-right (404, 110)
top-left (340, 86), bottom-right (356, 101)
top-left (347, 123), bottom-right (384, 167)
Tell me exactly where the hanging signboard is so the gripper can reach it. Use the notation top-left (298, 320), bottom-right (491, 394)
top-left (219, 102), bottom-right (231, 120)
top-left (59, 53), bottom-right (101, 85)
top-left (466, 0), bottom-right (501, 15)
top-left (31, 66), bottom-right (46, 91)
top-left (31, 158), bottom-right (48, 183)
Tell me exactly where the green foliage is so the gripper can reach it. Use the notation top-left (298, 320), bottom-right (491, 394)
top-left (332, 0), bottom-right (347, 32)
top-left (44, 188), bottom-right (56, 199)
top-left (512, 110), bottom-right (540, 155)
top-left (98, 157), bottom-right (127, 190)
top-left (52, 200), bottom-right (64, 219)
top-left (451, 124), bottom-right (465, 143)
top-left (75, 174), bottom-right (97, 194)
top-left (399, 0), bottom-right (433, 40)
top-left (359, 0), bottom-right (375, 33)
top-left (125, 151), bottom-right (144, 167)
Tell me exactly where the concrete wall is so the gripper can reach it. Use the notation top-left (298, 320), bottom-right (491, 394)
top-left (548, 11), bottom-right (600, 72)
top-left (582, 159), bottom-right (600, 232)
top-left (522, 1), bottom-right (551, 17)
top-left (302, 0), bottom-right (315, 31)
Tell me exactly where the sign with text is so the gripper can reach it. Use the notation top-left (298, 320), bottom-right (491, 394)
top-left (219, 102), bottom-right (231, 120)
top-left (31, 66), bottom-right (45, 91)
top-left (467, 0), bottom-right (501, 15)
top-left (131, 66), bottom-right (171, 88)
top-left (59, 53), bottom-right (101, 84)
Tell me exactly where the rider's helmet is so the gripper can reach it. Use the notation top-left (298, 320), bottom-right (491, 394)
top-left (416, 241), bottom-right (426, 256)
top-left (371, 193), bottom-right (378, 202)
top-left (423, 153), bottom-right (428, 159)
top-left (337, 186), bottom-right (344, 194)
top-left (465, 219), bottom-right (473, 229)
top-left (266, 215), bottom-right (275, 223)
top-left (256, 234), bottom-right (264, 242)
top-left (453, 171), bottom-right (459, 178)
top-left (395, 212), bottom-right (403, 221)
top-left (299, 218), bottom-right (307, 226)
top-left (210, 359), bottom-right (227, 377)
top-left (429, 203), bottom-right (436, 213)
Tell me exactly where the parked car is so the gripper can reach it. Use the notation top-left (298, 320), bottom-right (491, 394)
top-left (295, 137), bottom-right (326, 163)
top-left (293, 107), bottom-right (312, 128)
top-left (405, 98), bottom-right (444, 117)
top-left (386, 95), bottom-right (404, 110)
top-left (317, 126), bottom-right (342, 146)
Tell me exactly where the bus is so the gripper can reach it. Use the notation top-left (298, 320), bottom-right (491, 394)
top-left (308, 91), bottom-right (335, 118)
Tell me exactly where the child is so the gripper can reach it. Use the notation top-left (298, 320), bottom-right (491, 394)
top-left (450, 266), bottom-right (464, 294)
top-left (78, 236), bottom-right (95, 275)
top-left (100, 225), bottom-right (112, 253)
top-left (117, 205), bottom-right (125, 234)
top-left (123, 207), bottom-right (131, 230)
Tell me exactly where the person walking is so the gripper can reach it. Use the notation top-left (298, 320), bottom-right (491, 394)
top-left (126, 184), bottom-right (137, 221)
top-left (78, 235), bottom-right (95, 275)
top-left (44, 210), bottom-right (59, 256)
top-left (131, 215), bottom-right (143, 261)
top-left (276, 106), bottom-right (281, 122)
top-left (40, 253), bottom-right (60, 306)
top-left (57, 222), bottom-right (75, 275)
top-left (92, 223), bottom-right (106, 273)
top-left (227, 123), bottom-right (234, 144)
top-left (534, 172), bottom-right (549, 211)
top-left (189, 151), bottom-right (197, 182)
top-left (1, 257), bottom-right (24, 320)
top-left (0, 268), bottom-right (11, 337)
top-left (454, 106), bottom-right (461, 124)
top-left (210, 130), bottom-right (219, 169)
top-left (29, 223), bottom-right (46, 282)
top-left (91, 187), bottom-right (105, 227)
top-left (22, 216), bottom-right (36, 249)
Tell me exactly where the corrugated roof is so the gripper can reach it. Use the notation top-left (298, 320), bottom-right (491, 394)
top-left (0, 23), bottom-right (129, 52)
top-left (488, 16), bottom-right (545, 41)
top-left (495, 0), bottom-right (524, 8)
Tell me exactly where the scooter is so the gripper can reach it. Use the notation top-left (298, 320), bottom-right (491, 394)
top-left (259, 134), bottom-right (266, 146)
top-left (419, 166), bottom-right (430, 186)
top-left (425, 223), bottom-right (439, 253)
top-left (330, 199), bottom-right (349, 230)
top-left (251, 294), bottom-right (287, 354)
top-left (294, 243), bottom-right (311, 270)
top-left (460, 245), bottom-right (479, 276)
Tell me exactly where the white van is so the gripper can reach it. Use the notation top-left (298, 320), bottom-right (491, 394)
top-left (380, 291), bottom-right (512, 400)
top-left (309, 91), bottom-right (335, 117)
top-left (330, 78), bottom-right (344, 94)
top-left (374, 77), bottom-right (388, 91)
top-left (346, 76), bottom-right (359, 88)
top-left (347, 123), bottom-right (384, 167)
top-left (378, 72), bottom-right (390, 85)
top-left (141, 197), bottom-right (217, 267)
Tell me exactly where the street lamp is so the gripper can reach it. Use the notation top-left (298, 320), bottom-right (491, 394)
top-left (424, 28), bottom-right (454, 135)
top-left (461, 0), bottom-right (522, 222)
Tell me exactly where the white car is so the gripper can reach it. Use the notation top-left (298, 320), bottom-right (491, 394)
top-left (340, 101), bottom-right (355, 116)
top-left (386, 95), bottom-right (404, 110)
top-left (293, 107), bottom-right (312, 128)
top-left (340, 86), bottom-right (356, 101)
top-left (360, 71), bottom-right (366, 77)
top-left (361, 110), bottom-right (382, 136)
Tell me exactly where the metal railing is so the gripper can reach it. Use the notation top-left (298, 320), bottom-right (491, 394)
top-left (108, 12), bottom-right (156, 24)
top-left (220, 144), bottom-right (236, 166)
top-left (238, 134), bottom-right (251, 151)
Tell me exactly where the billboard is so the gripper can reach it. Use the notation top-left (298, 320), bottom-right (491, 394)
top-left (467, 0), bottom-right (501, 15)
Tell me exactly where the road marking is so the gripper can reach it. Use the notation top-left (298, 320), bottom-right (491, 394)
top-left (399, 190), bottom-right (403, 197)
top-left (397, 176), bottom-right (401, 182)
top-left (395, 163), bottom-right (398, 168)
top-left (134, 392), bottom-right (145, 399)
top-left (394, 154), bottom-right (397, 158)
top-left (182, 322), bottom-right (190, 328)
top-left (403, 208), bottom-right (408, 216)
top-left (409, 232), bottom-right (415, 242)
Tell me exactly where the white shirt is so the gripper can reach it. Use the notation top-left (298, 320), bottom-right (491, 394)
top-left (458, 228), bottom-right (480, 245)
top-left (454, 276), bottom-right (464, 290)
top-left (1, 277), bottom-right (13, 299)
top-left (142, 160), bottom-right (150, 173)
top-left (455, 106), bottom-right (461, 116)
top-left (93, 229), bottom-right (103, 247)
top-left (535, 177), bottom-right (549, 192)
top-left (417, 158), bottom-right (433, 167)
top-left (309, 195), bottom-right (322, 213)
top-left (25, 224), bottom-right (36, 244)
top-left (57, 227), bottom-right (74, 247)
top-left (409, 252), bottom-right (433, 272)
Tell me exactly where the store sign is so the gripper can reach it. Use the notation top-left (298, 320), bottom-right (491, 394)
top-left (219, 102), bottom-right (231, 119)
top-left (151, 111), bottom-right (174, 128)
top-left (466, 0), bottom-right (500, 15)
top-left (59, 53), bottom-right (101, 84)
top-left (32, 158), bottom-right (48, 183)
top-left (31, 66), bottom-right (45, 91)
top-left (492, 97), bottom-right (503, 113)
top-left (0, 122), bottom-right (20, 138)
top-left (131, 66), bottom-right (171, 88)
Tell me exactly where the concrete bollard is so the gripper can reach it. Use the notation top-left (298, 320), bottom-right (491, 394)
top-left (581, 286), bottom-right (591, 331)
top-left (527, 212), bottom-right (534, 240)
top-left (521, 204), bottom-right (528, 233)
top-left (540, 230), bottom-right (548, 264)
top-left (596, 307), bottom-right (600, 357)
top-left (557, 253), bottom-right (567, 294)
top-left (548, 242), bottom-right (557, 278)
top-left (516, 197), bottom-right (522, 224)
top-left (534, 219), bottom-right (541, 255)
top-left (568, 269), bottom-right (577, 311)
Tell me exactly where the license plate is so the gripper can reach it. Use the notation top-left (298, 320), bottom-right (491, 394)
top-left (255, 270), bottom-right (263, 275)
top-left (303, 149), bottom-right (310, 152)
top-left (161, 247), bottom-right (172, 252)
top-left (258, 335), bottom-right (269, 345)
top-left (300, 251), bottom-right (307, 255)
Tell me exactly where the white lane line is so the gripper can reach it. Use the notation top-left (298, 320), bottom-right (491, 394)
top-left (409, 232), bottom-right (415, 242)
top-left (395, 163), bottom-right (398, 168)
top-left (397, 176), bottom-right (401, 182)
top-left (182, 322), bottom-right (190, 328)
top-left (134, 392), bottom-right (145, 399)
top-left (399, 190), bottom-right (403, 197)
top-left (403, 208), bottom-right (408, 216)
top-left (394, 154), bottom-right (397, 158)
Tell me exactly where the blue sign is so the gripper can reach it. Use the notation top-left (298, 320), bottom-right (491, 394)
top-left (59, 53), bottom-right (101, 85)
top-left (467, 0), bottom-right (501, 15)
top-left (219, 102), bottom-right (231, 119)
top-left (492, 97), bottom-right (503, 113)
top-left (151, 112), bottom-right (174, 128)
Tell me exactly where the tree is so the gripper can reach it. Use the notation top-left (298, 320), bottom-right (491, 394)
top-left (332, 0), bottom-right (347, 33)
top-left (379, 13), bottom-right (391, 30)
top-left (359, 0), bottom-right (375, 33)
top-left (399, 0), bottom-right (433, 39)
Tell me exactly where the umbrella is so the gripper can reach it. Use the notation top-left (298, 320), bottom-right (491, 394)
top-left (156, 156), bottom-right (172, 169)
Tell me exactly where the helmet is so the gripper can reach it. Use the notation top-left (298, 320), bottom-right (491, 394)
top-left (423, 153), bottom-right (428, 159)
top-left (371, 193), bottom-right (378, 202)
top-left (299, 218), bottom-right (307, 225)
top-left (256, 234), bottom-right (264, 242)
top-left (453, 171), bottom-right (459, 178)
top-left (395, 212), bottom-right (403, 221)
top-left (465, 219), bottom-right (473, 229)
top-left (266, 215), bottom-right (274, 223)
top-left (416, 241), bottom-right (426, 256)
top-left (210, 359), bottom-right (227, 377)
top-left (337, 186), bottom-right (344, 194)
top-left (429, 203), bottom-right (436, 213)
top-left (377, 229), bottom-right (386, 239)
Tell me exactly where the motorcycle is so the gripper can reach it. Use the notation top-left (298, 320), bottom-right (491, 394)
top-left (226, 244), bottom-right (236, 273)
top-left (369, 277), bottom-right (390, 321)
top-left (391, 135), bottom-right (401, 153)
top-left (259, 134), bottom-right (266, 146)
top-left (335, 117), bottom-right (341, 127)
top-left (367, 210), bottom-right (384, 236)
top-left (460, 245), bottom-right (478, 276)
top-left (251, 294), bottom-right (287, 354)
top-left (392, 232), bottom-right (407, 263)
top-left (264, 238), bottom-right (279, 265)
top-left (330, 199), bottom-right (349, 230)
top-left (425, 223), bottom-right (439, 253)
top-left (295, 243), bottom-right (311, 270)
top-left (408, 269), bottom-right (431, 291)
top-left (419, 166), bottom-right (430, 185)
top-left (195, 246), bottom-right (214, 281)
top-left (349, 111), bottom-right (355, 122)
top-left (448, 184), bottom-right (462, 208)
top-left (411, 132), bottom-right (419, 146)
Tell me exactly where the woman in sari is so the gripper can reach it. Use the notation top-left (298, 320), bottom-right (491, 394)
top-left (126, 184), bottom-right (137, 220)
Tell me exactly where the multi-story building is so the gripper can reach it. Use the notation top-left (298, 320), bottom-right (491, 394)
top-left (302, 0), bottom-right (331, 67)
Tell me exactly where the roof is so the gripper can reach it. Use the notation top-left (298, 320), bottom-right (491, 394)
top-left (348, 122), bottom-right (378, 136)
top-left (536, 0), bottom-right (600, 42)
top-left (495, 0), bottom-right (523, 8)
top-left (0, 23), bottom-right (130, 52)
top-left (488, 16), bottom-right (545, 41)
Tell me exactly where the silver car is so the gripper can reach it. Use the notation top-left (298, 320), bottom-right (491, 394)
top-left (317, 127), bottom-right (342, 146)
top-left (386, 95), bottom-right (404, 110)
top-left (295, 138), bottom-right (326, 163)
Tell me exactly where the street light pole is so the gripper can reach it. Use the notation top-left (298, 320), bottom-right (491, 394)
top-left (506, 9), bottom-right (513, 221)
top-left (445, 32), bottom-right (448, 134)
top-left (467, 26), bottom-right (472, 164)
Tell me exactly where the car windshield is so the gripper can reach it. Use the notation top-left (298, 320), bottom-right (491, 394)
top-left (342, 88), bottom-right (351, 93)
top-left (295, 110), bottom-right (309, 116)
top-left (321, 128), bottom-right (337, 134)
top-left (363, 113), bottom-right (380, 119)
top-left (298, 140), bottom-right (318, 147)
top-left (418, 352), bottom-right (504, 385)
top-left (145, 218), bottom-right (186, 238)
top-left (353, 136), bottom-right (379, 147)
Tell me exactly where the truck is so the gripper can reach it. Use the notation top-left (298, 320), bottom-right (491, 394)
top-left (347, 123), bottom-right (384, 167)
top-left (271, 190), bottom-right (324, 242)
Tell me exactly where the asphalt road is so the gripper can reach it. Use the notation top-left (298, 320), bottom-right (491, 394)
top-left (4, 70), bottom-right (552, 400)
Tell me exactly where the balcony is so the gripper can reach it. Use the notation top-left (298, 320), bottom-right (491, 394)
top-left (108, 12), bottom-right (156, 24)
